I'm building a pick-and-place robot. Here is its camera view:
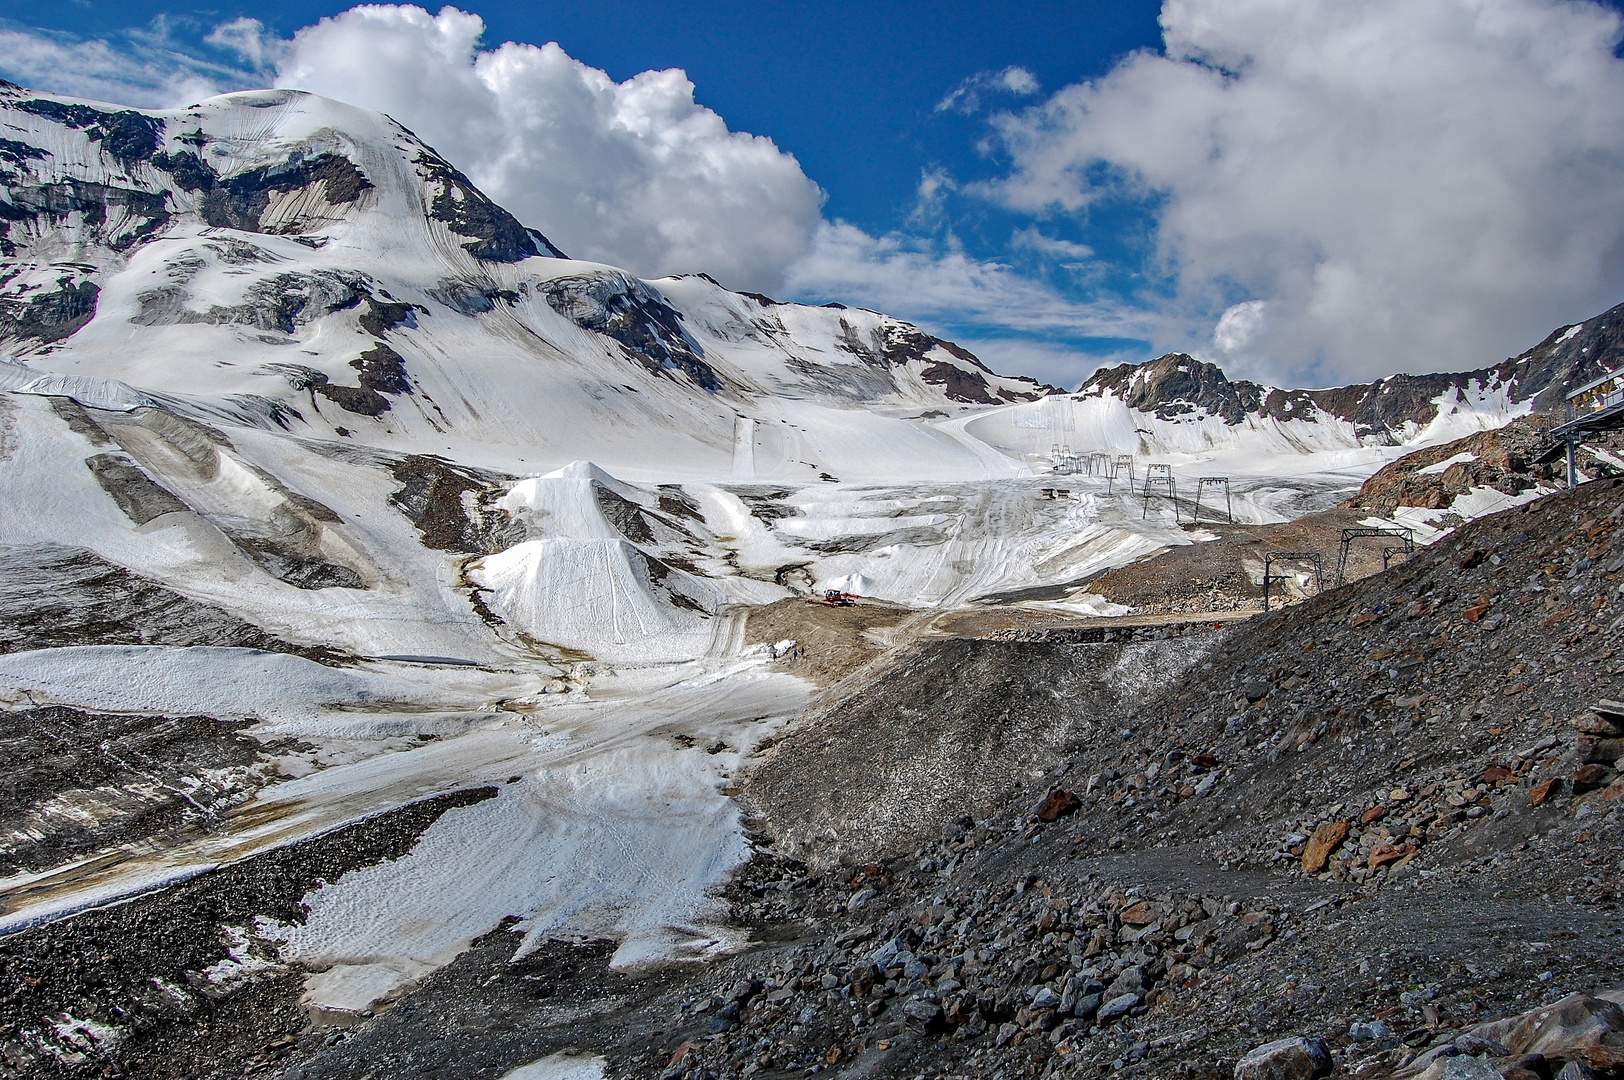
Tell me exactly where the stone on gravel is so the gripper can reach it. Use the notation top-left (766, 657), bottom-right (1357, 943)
top-left (1301, 821), bottom-right (1349, 873)
top-left (1414, 1055), bottom-right (1502, 1080)
top-left (1098, 992), bottom-right (1141, 1023)
top-left (1466, 992), bottom-right (1624, 1057)
top-left (1233, 1036), bottom-right (1332, 1080)
top-left (1036, 788), bottom-right (1081, 822)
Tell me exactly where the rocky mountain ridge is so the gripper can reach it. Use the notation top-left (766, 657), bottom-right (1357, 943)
top-left (1077, 305), bottom-right (1624, 445)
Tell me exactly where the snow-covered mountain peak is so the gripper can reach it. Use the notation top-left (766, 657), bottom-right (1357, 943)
top-left (0, 83), bottom-right (1048, 480)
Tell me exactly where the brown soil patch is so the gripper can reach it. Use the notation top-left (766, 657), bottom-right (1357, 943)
top-left (742, 597), bottom-right (916, 686)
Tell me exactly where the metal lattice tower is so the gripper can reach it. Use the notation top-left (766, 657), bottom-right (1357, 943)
top-left (1262, 551), bottom-right (1324, 611)
top-left (1382, 545), bottom-right (1411, 570)
top-left (1334, 526), bottom-right (1414, 586)
top-left (1087, 452), bottom-right (1112, 477)
top-left (1113, 454), bottom-right (1135, 483)
top-left (1191, 477), bottom-right (1233, 524)
top-left (1141, 463), bottom-right (1179, 521)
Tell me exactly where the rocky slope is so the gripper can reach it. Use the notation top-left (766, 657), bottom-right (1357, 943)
top-left (654, 477), bottom-right (1624, 1080)
top-left (2, 476), bottom-right (1621, 1079)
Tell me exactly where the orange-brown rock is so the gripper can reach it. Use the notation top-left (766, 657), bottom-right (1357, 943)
top-left (1361, 805), bottom-right (1386, 824)
top-left (1036, 788), bottom-right (1081, 822)
top-left (1301, 821), bottom-right (1349, 873)
top-left (1573, 764), bottom-right (1610, 793)
top-left (1118, 901), bottom-right (1154, 926)
top-left (1531, 778), bottom-right (1563, 806)
top-left (1369, 844), bottom-right (1406, 871)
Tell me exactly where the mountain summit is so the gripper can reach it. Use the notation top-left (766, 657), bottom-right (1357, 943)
top-left (0, 84), bottom-right (1044, 479)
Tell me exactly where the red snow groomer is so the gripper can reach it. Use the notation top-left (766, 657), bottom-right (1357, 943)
top-left (808, 589), bottom-right (858, 607)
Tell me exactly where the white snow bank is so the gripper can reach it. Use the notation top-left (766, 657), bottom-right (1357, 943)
top-left (278, 667), bottom-right (808, 1011)
top-left (498, 461), bottom-right (637, 540)
top-left (1362, 484), bottom-right (1550, 545)
top-left (0, 646), bottom-right (467, 721)
top-left (471, 539), bottom-right (721, 663)
top-left (0, 357), bottom-right (156, 411)
top-left (1416, 451), bottom-right (1477, 476)
top-left (499, 1053), bottom-right (606, 1080)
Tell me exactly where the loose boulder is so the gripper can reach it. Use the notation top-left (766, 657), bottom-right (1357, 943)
top-left (1234, 1036), bottom-right (1333, 1080)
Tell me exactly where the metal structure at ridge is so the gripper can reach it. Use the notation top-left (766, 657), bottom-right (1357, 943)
top-left (1142, 464), bottom-right (1178, 521)
top-left (1545, 362), bottom-right (1624, 486)
top-left (1263, 551), bottom-right (1324, 612)
top-left (1335, 527), bottom-right (1415, 587)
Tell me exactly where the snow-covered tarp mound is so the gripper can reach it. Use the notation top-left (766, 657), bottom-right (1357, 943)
top-left (472, 538), bottom-right (720, 664)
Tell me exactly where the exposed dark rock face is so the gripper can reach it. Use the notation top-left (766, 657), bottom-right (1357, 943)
top-left (540, 272), bottom-right (722, 391)
top-left (387, 454), bottom-right (522, 554)
top-left (359, 292), bottom-right (421, 336)
top-left (414, 149), bottom-right (549, 262)
top-left (0, 178), bottom-right (172, 254)
top-left (13, 99), bottom-right (162, 168)
top-left (427, 279), bottom-right (499, 316)
top-left (1081, 302), bottom-right (1624, 442)
top-left (200, 152), bottom-right (374, 234)
top-left (1081, 353), bottom-right (1280, 424)
top-left (350, 342), bottom-right (412, 397)
top-left (256, 338), bottom-right (414, 417)
top-left (135, 271), bottom-right (367, 335)
top-left (0, 278), bottom-right (99, 347)
top-left (834, 318), bottom-right (1048, 405)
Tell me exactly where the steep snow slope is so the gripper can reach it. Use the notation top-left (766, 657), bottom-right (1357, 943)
top-left (0, 85), bottom-right (1044, 485)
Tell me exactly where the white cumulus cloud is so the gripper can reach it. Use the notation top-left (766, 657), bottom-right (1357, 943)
top-left (0, 23), bottom-right (236, 108)
top-left (984, 0), bottom-right (1624, 384)
top-left (785, 221), bottom-right (1145, 340)
top-left (268, 5), bottom-right (823, 292)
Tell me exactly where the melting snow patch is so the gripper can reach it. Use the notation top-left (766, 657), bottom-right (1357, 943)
top-left (1362, 484), bottom-right (1550, 544)
top-left (201, 924), bottom-right (284, 985)
top-left (275, 667), bottom-right (809, 1012)
top-left (1416, 451), bottom-right (1477, 476)
top-left (50, 1013), bottom-right (123, 1055)
top-left (499, 1052), bottom-right (606, 1080)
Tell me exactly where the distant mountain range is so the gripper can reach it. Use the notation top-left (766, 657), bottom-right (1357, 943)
top-left (1075, 303), bottom-right (1624, 446)
top-left (1, 78), bottom-right (1618, 474)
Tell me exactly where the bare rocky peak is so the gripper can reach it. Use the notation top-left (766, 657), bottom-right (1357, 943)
top-left (1078, 302), bottom-right (1624, 444)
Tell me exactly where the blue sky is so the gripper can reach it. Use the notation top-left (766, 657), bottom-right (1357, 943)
top-left (5, 1), bottom-right (1624, 389)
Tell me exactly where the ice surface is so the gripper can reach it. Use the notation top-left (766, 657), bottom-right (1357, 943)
top-left (498, 1053), bottom-right (606, 1080)
top-left (278, 664), bottom-right (809, 1009)
top-left (1417, 451), bottom-right (1478, 475)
